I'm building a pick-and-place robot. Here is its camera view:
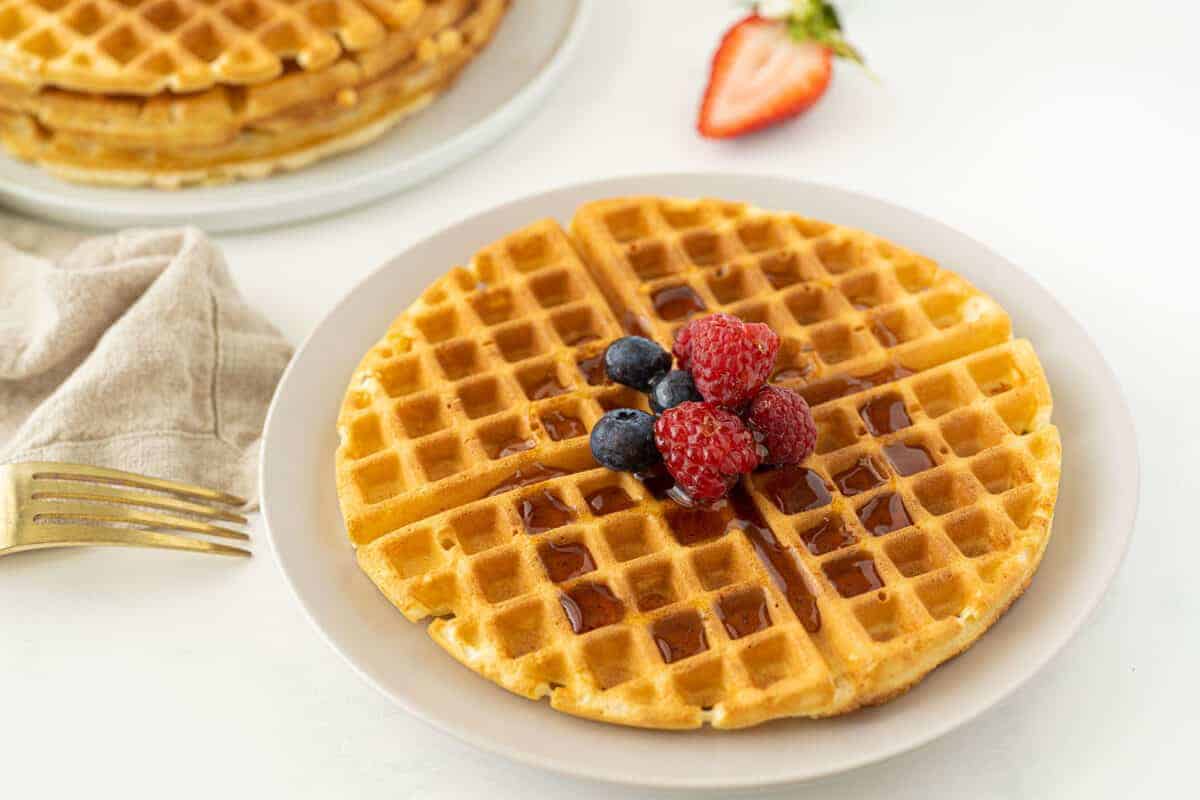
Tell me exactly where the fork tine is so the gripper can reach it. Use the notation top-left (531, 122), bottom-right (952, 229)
top-left (30, 503), bottom-right (249, 541)
top-left (30, 479), bottom-right (247, 524)
top-left (26, 462), bottom-right (246, 508)
top-left (27, 523), bottom-right (249, 557)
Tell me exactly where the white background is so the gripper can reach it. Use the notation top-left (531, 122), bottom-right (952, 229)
top-left (3, 1), bottom-right (1198, 797)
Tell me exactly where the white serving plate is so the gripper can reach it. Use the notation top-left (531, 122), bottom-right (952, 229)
top-left (260, 173), bottom-right (1138, 790)
top-left (0, 0), bottom-right (590, 233)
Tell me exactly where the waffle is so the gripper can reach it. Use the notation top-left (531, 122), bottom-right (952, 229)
top-left (0, 0), bottom-right (429, 95)
top-left (337, 197), bottom-right (1062, 729)
top-left (0, 0), bottom-right (508, 186)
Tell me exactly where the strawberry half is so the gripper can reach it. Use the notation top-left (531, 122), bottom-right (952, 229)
top-left (697, 2), bottom-right (865, 140)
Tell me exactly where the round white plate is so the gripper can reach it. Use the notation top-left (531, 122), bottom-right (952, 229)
top-left (0, 0), bottom-right (590, 233)
top-left (260, 174), bottom-right (1138, 790)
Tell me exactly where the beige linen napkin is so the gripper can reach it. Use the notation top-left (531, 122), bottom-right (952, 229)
top-left (0, 222), bottom-right (292, 506)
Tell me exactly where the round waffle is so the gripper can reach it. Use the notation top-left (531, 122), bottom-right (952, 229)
top-left (335, 197), bottom-right (1062, 729)
top-left (0, 0), bottom-right (507, 186)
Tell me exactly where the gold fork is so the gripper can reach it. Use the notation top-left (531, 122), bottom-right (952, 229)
top-left (1, 462), bottom-right (250, 558)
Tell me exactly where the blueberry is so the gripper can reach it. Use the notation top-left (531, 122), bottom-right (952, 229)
top-left (649, 370), bottom-right (703, 413)
top-left (590, 409), bottom-right (661, 472)
top-left (603, 336), bottom-right (671, 392)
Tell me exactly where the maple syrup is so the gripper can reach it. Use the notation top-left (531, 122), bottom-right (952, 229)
top-left (562, 330), bottom-right (601, 347)
top-left (883, 441), bottom-right (934, 476)
top-left (771, 364), bottom-right (813, 383)
top-left (728, 487), bottom-right (822, 633)
top-left (519, 489), bottom-right (576, 534)
top-left (576, 353), bottom-right (607, 386)
top-left (651, 612), bottom-right (709, 663)
top-left (833, 456), bottom-right (887, 496)
top-left (870, 318), bottom-right (901, 347)
top-left (622, 310), bottom-right (655, 339)
top-left (495, 436), bottom-right (535, 459)
top-left (857, 492), bottom-right (912, 536)
top-left (823, 553), bottom-right (884, 597)
top-left (541, 410), bottom-right (586, 441)
top-left (585, 486), bottom-right (635, 516)
top-left (760, 466), bottom-right (832, 515)
top-left (651, 285), bottom-right (706, 321)
top-left (665, 505), bottom-right (732, 546)
top-left (715, 588), bottom-right (772, 639)
top-left (527, 372), bottom-right (568, 401)
top-left (800, 362), bottom-right (916, 407)
top-left (560, 582), bottom-right (624, 634)
top-left (486, 462), bottom-right (568, 497)
top-left (799, 515), bottom-right (858, 556)
top-left (858, 392), bottom-right (912, 436)
top-left (538, 540), bottom-right (596, 582)
top-left (635, 462), bottom-right (675, 500)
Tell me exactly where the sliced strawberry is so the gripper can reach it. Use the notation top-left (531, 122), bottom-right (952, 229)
top-left (697, 2), bottom-right (866, 140)
top-left (698, 16), bottom-right (832, 139)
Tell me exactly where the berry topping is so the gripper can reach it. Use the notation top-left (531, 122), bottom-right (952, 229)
top-left (747, 385), bottom-right (817, 465)
top-left (672, 313), bottom-right (780, 406)
top-left (649, 369), bottom-right (703, 413)
top-left (654, 401), bottom-right (760, 502)
top-left (604, 336), bottom-right (672, 392)
top-left (590, 408), bottom-right (661, 472)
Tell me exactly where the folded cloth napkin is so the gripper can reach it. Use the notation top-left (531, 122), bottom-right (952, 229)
top-left (0, 221), bottom-right (292, 507)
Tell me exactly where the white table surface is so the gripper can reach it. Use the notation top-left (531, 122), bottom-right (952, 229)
top-left (3, 1), bottom-right (1197, 797)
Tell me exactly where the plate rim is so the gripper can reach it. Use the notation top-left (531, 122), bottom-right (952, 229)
top-left (259, 172), bottom-right (1139, 790)
top-left (0, 0), bottom-right (593, 233)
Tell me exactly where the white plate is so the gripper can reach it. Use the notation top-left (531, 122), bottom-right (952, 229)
top-left (260, 174), bottom-right (1138, 790)
top-left (0, 0), bottom-right (590, 233)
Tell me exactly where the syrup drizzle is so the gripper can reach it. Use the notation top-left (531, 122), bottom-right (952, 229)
top-left (799, 362), bottom-right (916, 407)
top-left (495, 436), bottom-right (535, 459)
top-left (760, 466), bottom-right (832, 515)
top-left (823, 553), bottom-right (884, 598)
top-left (560, 582), bottom-right (624, 634)
top-left (541, 410), bottom-right (587, 441)
top-left (799, 515), bottom-right (858, 555)
top-left (716, 588), bottom-right (773, 639)
top-left (882, 441), bottom-right (935, 476)
top-left (634, 462), bottom-right (675, 500)
top-left (665, 505), bottom-right (732, 546)
top-left (528, 372), bottom-right (568, 400)
top-left (576, 353), bottom-right (607, 386)
top-left (833, 456), bottom-right (888, 496)
top-left (622, 311), bottom-right (655, 339)
top-left (858, 392), bottom-right (912, 436)
top-left (728, 486), bottom-right (822, 633)
top-left (538, 540), bottom-right (596, 582)
top-left (651, 612), bottom-right (709, 664)
top-left (485, 462), bottom-right (568, 497)
top-left (856, 492), bottom-right (912, 536)
top-left (585, 486), bottom-right (635, 516)
top-left (651, 285), bottom-right (707, 321)
top-left (518, 489), bottom-right (576, 534)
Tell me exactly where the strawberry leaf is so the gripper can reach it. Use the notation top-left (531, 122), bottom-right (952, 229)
top-left (783, 0), bottom-right (867, 68)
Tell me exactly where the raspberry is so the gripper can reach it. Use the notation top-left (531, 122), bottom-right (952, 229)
top-left (672, 318), bottom-right (699, 371)
top-left (747, 385), bottom-right (817, 465)
top-left (672, 313), bottom-right (779, 406)
top-left (654, 401), bottom-right (760, 502)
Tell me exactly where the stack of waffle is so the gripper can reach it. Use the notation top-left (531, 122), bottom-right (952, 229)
top-left (336, 196), bottom-right (1062, 729)
top-left (0, 0), bottom-right (509, 187)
